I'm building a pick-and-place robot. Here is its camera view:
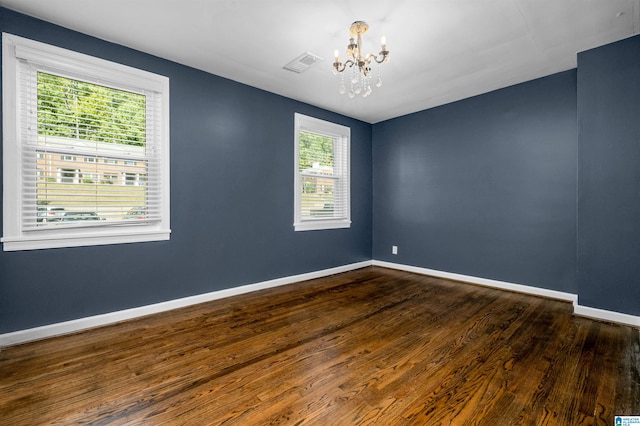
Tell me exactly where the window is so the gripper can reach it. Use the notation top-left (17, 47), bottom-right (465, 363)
top-left (82, 173), bottom-right (99, 183)
top-left (294, 113), bottom-right (350, 231)
top-left (2, 33), bottom-right (170, 251)
top-left (102, 174), bottom-right (118, 184)
top-left (59, 168), bottom-right (80, 184)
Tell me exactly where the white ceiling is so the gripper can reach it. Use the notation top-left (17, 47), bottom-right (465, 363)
top-left (1, 0), bottom-right (639, 123)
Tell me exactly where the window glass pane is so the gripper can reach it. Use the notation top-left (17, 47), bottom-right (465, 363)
top-left (298, 131), bottom-right (334, 173)
top-left (38, 72), bottom-right (146, 145)
top-left (34, 72), bottom-right (149, 226)
top-left (300, 178), bottom-right (335, 218)
top-left (299, 131), bottom-right (337, 220)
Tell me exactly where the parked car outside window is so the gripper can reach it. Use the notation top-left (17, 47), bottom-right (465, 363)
top-left (123, 207), bottom-right (147, 220)
top-left (61, 212), bottom-right (102, 221)
top-left (37, 206), bottom-right (65, 223)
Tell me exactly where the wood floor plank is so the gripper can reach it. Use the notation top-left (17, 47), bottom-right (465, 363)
top-left (1, 266), bottom-right (638, 425)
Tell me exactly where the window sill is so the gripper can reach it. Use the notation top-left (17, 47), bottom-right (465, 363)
top-left (2, 228), bottom-right (171, 251)
top-left (294, 219), bottom-right (351, 232)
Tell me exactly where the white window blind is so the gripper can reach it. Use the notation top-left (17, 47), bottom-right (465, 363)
top-left (294, 113), bottom-right (350, 231)
top-left (2, 33), bottom-right (170, 251)
top-left (20, 69), bottom-right (163, 229)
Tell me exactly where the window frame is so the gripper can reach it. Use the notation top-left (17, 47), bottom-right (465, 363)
top-left (2, 33), bottom-right (171, 251)
top-left (294, 113), bottom-right (351, 231)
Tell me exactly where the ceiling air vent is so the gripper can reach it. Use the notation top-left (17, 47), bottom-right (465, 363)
top-left (283, 52), bottom-right (323, 73)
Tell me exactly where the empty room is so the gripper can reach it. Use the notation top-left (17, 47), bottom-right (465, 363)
top-left (1, 1), bottom-right (639, 424)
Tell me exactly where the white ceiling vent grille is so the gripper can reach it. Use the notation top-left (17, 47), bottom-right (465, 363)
top-left (283, 52), bottom-right (323, 73)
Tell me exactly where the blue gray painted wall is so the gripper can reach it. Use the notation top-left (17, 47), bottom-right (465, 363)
top-left (2, 7), bottom-right (638, 336)
top-left (577, 34), bottom-right (640, 316)
top-left (372, 71), bottom-right (578, 293)
top-left (0, 8), bottom-right (372, 333)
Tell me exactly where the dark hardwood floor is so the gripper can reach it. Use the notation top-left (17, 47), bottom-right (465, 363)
top-left (1, 266), bottom-right (638, 425)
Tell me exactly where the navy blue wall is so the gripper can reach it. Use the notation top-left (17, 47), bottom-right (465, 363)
top-left (0, 8), bottom-right (372, 333)
top-left (372, 71), bottom-right (578, 293)
top-left (3, 7), bottom-right (639, 336)
top-left (577, 35), bottom-right (640, 316)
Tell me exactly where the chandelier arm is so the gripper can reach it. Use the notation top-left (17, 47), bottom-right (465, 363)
top-left (372, 53), bottom-right (389, 64)
top-left (333, 59), bottom-right (356, 73)
top-left (363, 51), bottom-right (389, 65)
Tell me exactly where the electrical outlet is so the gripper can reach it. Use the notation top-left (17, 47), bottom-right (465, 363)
top-left (392, 245), bottom-right (398, 255)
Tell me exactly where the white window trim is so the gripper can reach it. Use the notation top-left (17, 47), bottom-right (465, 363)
top-left (2, 33), bottom-right (171, 251)
top-left (294, 113), bottom-right (351, 231)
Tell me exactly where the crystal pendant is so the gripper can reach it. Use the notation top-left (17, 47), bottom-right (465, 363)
top-left (376, 77), bottom-right (382, 88)
top-left (354, 85), bottom-right (361, 95)
top-left (348, 89), bottom-right (355, 99)
top-left (339, 84), bottom-right (346, 95)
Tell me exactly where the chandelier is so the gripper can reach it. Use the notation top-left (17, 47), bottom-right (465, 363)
top-left (332, 21), bottom-right (390, 98)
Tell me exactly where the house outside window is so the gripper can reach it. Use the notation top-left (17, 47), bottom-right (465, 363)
top-left (294, 113), bottom-right (350, 231)
top-left (2, 33), bottom-right (170, 251)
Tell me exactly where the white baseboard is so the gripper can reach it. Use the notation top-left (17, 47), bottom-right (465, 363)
top-left (0, 260), bottom-right (373, 347)
top-left (373, 260), bottom-right (640, 328)
top-left (573, 304), bottom-right (640, 328)
top-left (372, 260), bottom-right (578, 302)
top-left (3, 259), bottom-right (638, 347)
